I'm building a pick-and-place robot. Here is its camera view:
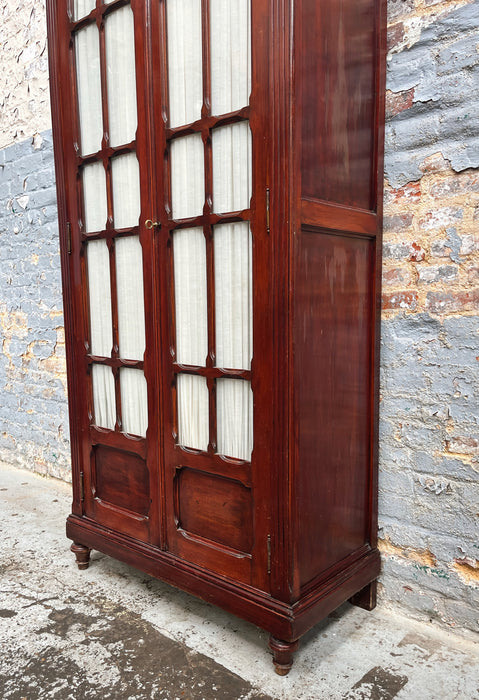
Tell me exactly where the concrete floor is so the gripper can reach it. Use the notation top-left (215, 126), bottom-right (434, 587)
top-left (0, 462), bottom-right (478, 700)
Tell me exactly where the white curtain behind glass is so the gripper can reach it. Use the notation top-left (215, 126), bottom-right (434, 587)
top-left (173, 228), bottom-right (207, 366)
top-left (170, 135), bottom-right (205, 219)
top-left (105, 5), bottom-right (138, 148)
top-left (75, 24), bottom-right (102, 156)
top-left (74, 0), bottom-right (95, 20)
top-left (217, 379), bottom-right (253, 461)
top-left (82, 162), bottom-right (107, 233)
top-left (214, 222), bottom-right (252, 370)
top-left (111, 153), bottom-right (141, 229)
top-left (116, 236), bottom-right (146, 361)
top-left (120, 368), bottom-right (148, 437)
top-left (87, 240), bottom-right (113, 357)
top-left (177, 374), bottom-right (209, 451)
top-left (92, 364), bottom-right (116, 430)
top-left (210, 0), bottom-right (251, 115)
top-left (167, 0), bottom-right (203, 128)
top-left (212, 122), bottom-right (252, 213)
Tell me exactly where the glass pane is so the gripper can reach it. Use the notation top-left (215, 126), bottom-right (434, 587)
top-left (167, 0), bottom-right (203, 128)
top-left (214, 222), bottom-right (252, 370)
top-left (170, 134), bottom-right (205, 219)
top-left (92, 364), bottom-right (116, 430)
top-left (177, 374), bottom-right (209, 451)
top-left (116, 236), bottom-right (145, 361)
top-left (87, 240), bottom-right (112, 357)
top-left (217, 379), bottom-right (253, 461)
top-left (105, 5), bottom-right (138, 148)
top-left (111, 153), bottom-right (141, 228)
top-left (73, 0), bottom-right (95, 20)
top-left (82, 162), bottom-right (107, 233)
top-left (75, 24), bottom-right (102, 156)
top-left (210, 0), bottom-right (251, 115)
top-left (173, 228), bottom-right (207, 366)
top-left (120, 368), bottom-right (148, 437)
top-left (212, 122), bottom-right (252, 214)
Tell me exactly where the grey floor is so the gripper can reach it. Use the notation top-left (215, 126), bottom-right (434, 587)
top-left (1, 462), bottom-right (478, 700)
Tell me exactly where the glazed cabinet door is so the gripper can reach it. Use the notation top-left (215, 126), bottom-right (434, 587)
top-left (153, 0), bottom-right (272, 589)
top-left (51, 0), bottom-right (161, 545)
top-left (49, 0), bottom-right (272, 590)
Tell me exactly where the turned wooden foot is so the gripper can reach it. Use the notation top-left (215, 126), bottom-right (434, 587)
top-left (269, 636), bottom-right (299, 676)
top-left (71, 542), bottom-right (91, 570)
top-left (349, 579), bottom-right (377, 611)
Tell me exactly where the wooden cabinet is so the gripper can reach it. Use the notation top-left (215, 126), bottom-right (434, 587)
top-left (47, 0), bottom-right (386, 674)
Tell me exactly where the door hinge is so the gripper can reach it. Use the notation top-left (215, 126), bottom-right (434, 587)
top-left (66, 221), bottom-right (72, 255)
top-left (266, 188), bottom-right (270, 235)
top-left (79, 471), bottom-right (85, 501)
top-left (267, 534), bottom-right (271, 574)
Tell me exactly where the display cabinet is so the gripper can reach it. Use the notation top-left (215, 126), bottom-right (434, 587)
top-left (47, 0), bottom-right (386, 674)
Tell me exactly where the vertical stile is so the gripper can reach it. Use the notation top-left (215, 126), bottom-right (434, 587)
top-left (202, 0), bottom-right (216, 452)
top-left (99, 4), bottom-right (120, 430)
top-left (113, 364), bottom-right (123, 431)
top-left (97, 11), bottom-right (110, 152)
top-left (159, 0), bottom-right (178, 455)
top-left (201, 0), bottom-right (211, 119)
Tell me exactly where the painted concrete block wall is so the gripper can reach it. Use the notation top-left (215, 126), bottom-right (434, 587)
top-left (0, 0), bottom-right (477, 633)
top-left (379, 0), bottom-right (479, 633)
top-left (0, 131), bottom-right (70, 481)
top-left (0, 0), bottom-right (70, 480)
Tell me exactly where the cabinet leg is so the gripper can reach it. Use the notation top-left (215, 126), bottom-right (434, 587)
top-left (349, 579), bottom-right (377, 611)
top-left (268, 636), bottom-right (299, 676)
top-left (71, 542), bottom-right (91, 570)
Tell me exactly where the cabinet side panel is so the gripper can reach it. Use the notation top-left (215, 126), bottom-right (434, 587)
top-left (300, 0), bottom-right (377, 210)
top-left (294, 229), bottom-right (373, 587)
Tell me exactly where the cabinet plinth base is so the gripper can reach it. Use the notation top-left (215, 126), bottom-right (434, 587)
top-left (71, 542), bottom-right (91, 570)
top-left (349, 579), bottom-right (377, 611)
top-left (269, 636), bottom-right (299, 675)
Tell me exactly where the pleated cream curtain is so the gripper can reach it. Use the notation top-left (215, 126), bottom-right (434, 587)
top-left (74, 0), bottom-right (95, 21)
top-left (87, 240), bottom-right (112, 357)
top-left (77, 4), bottom-right (148, 437)
top-left (75, 24), bottom-right (102, 156)
top-left (92, 365), bottom-right (116, 431)
top-left (168, 0), bottom-right (253, 461)
top-left (210, 0), bottom-right (251, 115)
top-left (170, 135), bottom-right (205, 220)
top-left (105, 5), bottom-right (138, 148)
top-left (82, 162), bottom-right (107, 233)
top-left (167, 0), bottom-right (203, 128)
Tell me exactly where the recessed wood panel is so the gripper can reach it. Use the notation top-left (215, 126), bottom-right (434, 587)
top-left (300, 0), bottom-right (377, 210)
top-left (175, 468), bottom-right (253, 553)
top-left (93, 446), bottom-right (150, 516)
top-left (294, 229), bottom-right (373, 587)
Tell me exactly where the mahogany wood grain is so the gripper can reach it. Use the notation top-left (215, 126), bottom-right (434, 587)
top-left (47, 0), bottom-right (387, 673)
top-left (93, 445), bottom-right (150, 516)
top-left (66, 513), bottom-right (380, 640)
top-left (301, 198), bottom-right (377, 237)
top-left (175, 467), bottom-right (253, 553)
top-left (300, 0), bottom-right (378, 211)
top-left (293, 229), bottom-right (374, 588)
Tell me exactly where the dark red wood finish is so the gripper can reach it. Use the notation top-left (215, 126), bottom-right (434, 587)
top-left (300, 0), bottom-right (378, 211)
top-left (47, 0), bottom-right (386, 674)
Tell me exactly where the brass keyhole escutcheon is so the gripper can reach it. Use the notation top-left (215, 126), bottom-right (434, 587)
top-left (145, 219), bottom-right (160, 230)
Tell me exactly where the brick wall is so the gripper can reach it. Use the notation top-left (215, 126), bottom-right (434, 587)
top-left (379, 0), bottom-right (479, 633)
top-left (0, 132), bottom-right (70, 481)
top-left (0, 0), bottom-right (478, 633)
